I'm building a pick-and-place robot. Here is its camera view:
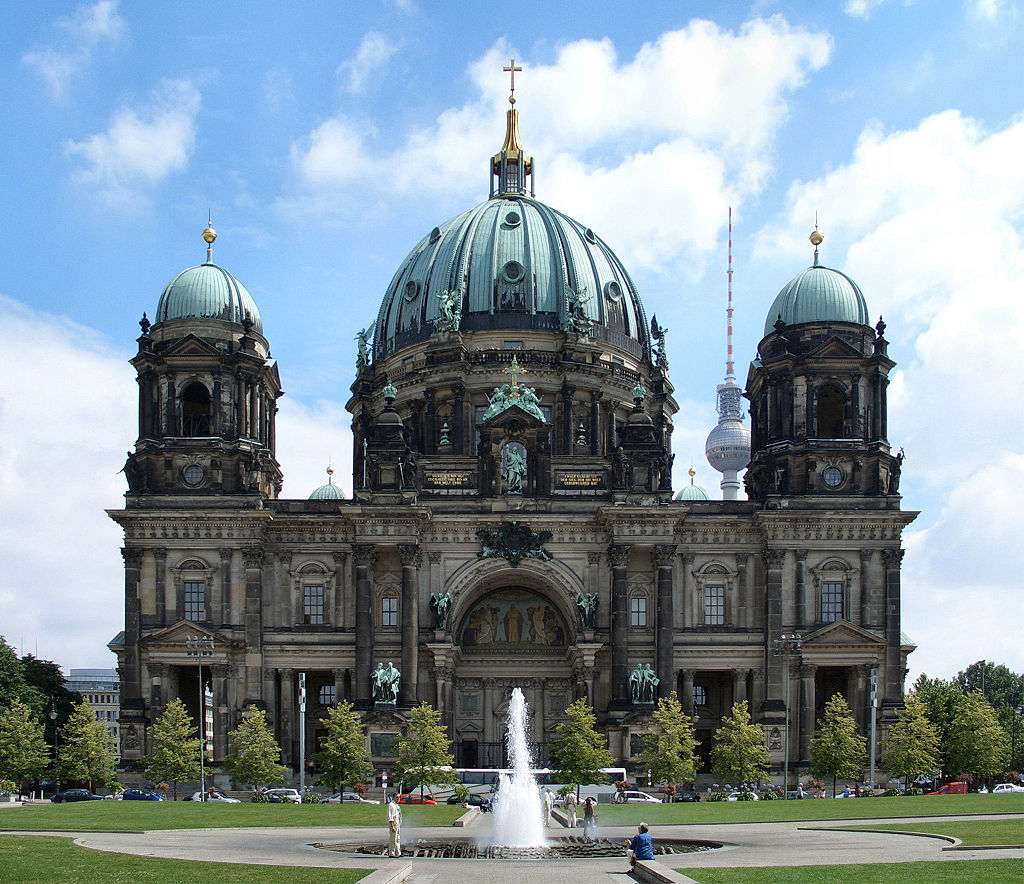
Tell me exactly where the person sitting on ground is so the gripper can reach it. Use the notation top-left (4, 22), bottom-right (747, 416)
top-left (626, 822), bottom-right (654, 870)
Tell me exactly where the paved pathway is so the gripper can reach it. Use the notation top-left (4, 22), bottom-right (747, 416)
top-left (3, 810), bottom-right (1021, 882)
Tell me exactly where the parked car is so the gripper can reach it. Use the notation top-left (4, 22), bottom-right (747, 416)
top-left (120, 788), bottom-right (164, 801)
top-left (191, 790), bottom-right (240, 803)
top-left (615, 790), bottom-right (662, 804)
top-left (672, 790), bottom-right (699, 802)
top-left (992, 783), bottom-right (1024, 794)
top-left (446, 793), bottom-right (491, 809)
top-left (263, 788), bottom-right (301, 804)
top-left (396, 793), bottom-right (437, 805)
top-left (926, 782), bottom-right (968, 796)
top-left (325, 792), bottom-right (381, 804)
top-left (51, 789), bottom-right (104, 803)
top-left (727, 791), bottom-right (760, 801)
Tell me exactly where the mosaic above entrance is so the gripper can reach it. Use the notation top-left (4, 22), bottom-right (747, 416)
top-left (460, 587), bottom-right (567, 648)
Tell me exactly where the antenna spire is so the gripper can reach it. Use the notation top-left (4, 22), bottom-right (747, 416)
top-left (726, 207), bottom-right (735, 383)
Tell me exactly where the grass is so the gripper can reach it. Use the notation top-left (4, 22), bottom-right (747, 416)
top-left (0, 835), bottom-right (372, 882)
top-left (673, 859), bottom-right (1023, 883)
top-left (838, 818), bottom-right (1024, 847)
top-left (587, 793), bottom-right (1024, 826)
top-left (0, 801), bottom-right (466, 832)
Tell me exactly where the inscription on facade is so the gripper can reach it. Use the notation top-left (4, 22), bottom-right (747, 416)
top-left (424, 471), bottom-right (473, 488)
top-left (555, 471), bottom-right (604, 489)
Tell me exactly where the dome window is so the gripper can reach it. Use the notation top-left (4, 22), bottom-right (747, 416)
top-left (604, 281), bottom-right (622, 302)
top-left (182, 463), bottom-right (206, 487)
top-left (404, 280), bottom-right (420, 301)
top-left (429, 227), bottom-right (441, 244)
top-left (584, 228), bottom-right (598, 244)
top-left (501, 261), bottom-right (525, 284)
top-left (504, 211), bottom-right (521, 227)
top-left (181, 382), bottom-right (212, 436)
top-left (822, 466), bottom-right (844, 488)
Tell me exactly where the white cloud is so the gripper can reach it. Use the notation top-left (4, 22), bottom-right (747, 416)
top-left (754, 109), bottom-right (1024, 680)
top-left (22, 1), bottom-right (125, 100)
top-left (288, 19), bottom-right (831, 270)
top-left (965, 0), bottom-right (1007, 22)
top-left (844, 0), bottom-right (890, 18)
top-left (65, 78), bottom-right (201, 201)
top-left (338, 32), bottom-right (400, 93)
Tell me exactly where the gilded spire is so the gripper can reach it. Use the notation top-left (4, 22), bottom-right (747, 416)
top-left (203, 212), bottom-right (216, 264)
top-left (491, 58), bottom-right (533, 197)
top-left (810, 214), bottom-right (823, 267)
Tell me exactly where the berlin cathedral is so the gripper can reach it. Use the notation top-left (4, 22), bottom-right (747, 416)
top-left (109, 69), bottom-right (916, 786)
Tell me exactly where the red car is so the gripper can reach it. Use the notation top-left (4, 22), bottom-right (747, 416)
top-left (396, 793), bottom-right (437, 805)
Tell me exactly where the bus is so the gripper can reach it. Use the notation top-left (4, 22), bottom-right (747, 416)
top-left (403, 767), bottom-right (627, 803)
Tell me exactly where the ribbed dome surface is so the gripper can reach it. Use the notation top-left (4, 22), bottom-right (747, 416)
top-left (156, 262), bottom-right (262, 333)
top-left (675, 482), bottom-right (711, 501)
top-left (309, 482), bottom-right (345, 500)
top-left (762, 264), bottom-right (869, 338)
top-left (373, 195), bottom-right (650, 361)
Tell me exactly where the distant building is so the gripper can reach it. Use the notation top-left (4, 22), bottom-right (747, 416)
top-left (67, 668), bottom-right (120, 760)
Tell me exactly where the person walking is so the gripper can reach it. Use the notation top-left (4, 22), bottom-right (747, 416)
top-left (541, 787), bottom-right (553, 826)
top-left (582, 796), bottom-right (597, 840)
top-left (626, 822), bottom-right (654, 871)
top-left (386, 793), bottom-right (402, 857)
top-left (563, 790), bottom-right (578, 828)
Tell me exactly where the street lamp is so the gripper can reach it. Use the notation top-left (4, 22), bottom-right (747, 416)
top-left (772, 634), bottom-right (802, 791)
top-left (49, 699), bottom-right (59, 795)
top-left (185, 635), bottom-right (214, 800)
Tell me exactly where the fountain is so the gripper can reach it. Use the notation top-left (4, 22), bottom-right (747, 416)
top-left (490, 687), bottom-right (546, 847)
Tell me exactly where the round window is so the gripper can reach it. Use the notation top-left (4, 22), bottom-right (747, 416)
top-left (501, 260), bottom-right (525, 284)
top-left (429, 227), bottom-right (441, 243)
top-left (183, 464), bottom-right (206, 487)
top-left (584, 227), bottom-right (598, 243)
top-left (504, 211), bottom-right (521, 227)
top-left (403, 280), bottom-right (419, 301)
top-left (822, 466), bottom-right (843, 488)
top-left (604, 280), bottom-right (622, 301)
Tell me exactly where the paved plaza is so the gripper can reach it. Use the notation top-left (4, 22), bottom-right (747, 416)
top-left (3, 809), bottom-right (1022, 882)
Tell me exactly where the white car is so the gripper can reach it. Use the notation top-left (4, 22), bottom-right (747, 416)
top-left (326, 792), bottom-right (381, 804)
top-left (264, 788), bottom-right (302, 804)
top-left (617, 790), bottom-right (662, 804)
top-left (191, 790), bottom-right (240, 803)
top-left (726, 791), bottom-right (760, 801)
top-left (992, 783), bottom-right (1024, 794)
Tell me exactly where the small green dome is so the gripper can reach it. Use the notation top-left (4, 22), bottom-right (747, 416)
top-left (155, 231), bottom-right (262, 337)
top-left (309, 467), bottom-right (344, 500)
top-left (675, 483), bottom-right (711, 501)
top-left (763, 263), bottom-right (869, 338)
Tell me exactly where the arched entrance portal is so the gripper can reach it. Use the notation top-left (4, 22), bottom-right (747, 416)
top-left (452, 585), bottom-right (574, 768)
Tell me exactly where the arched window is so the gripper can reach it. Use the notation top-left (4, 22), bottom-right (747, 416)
top-left (816, 385), bottom-right (846, 438)
top-left (181, 382), bottom-right (212, 436)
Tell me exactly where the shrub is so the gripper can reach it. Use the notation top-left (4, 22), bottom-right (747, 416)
top-left (737, 790), bottom-right (756, 801)
top-left (353, 782), bottom-right (370, 796)
top-left (301, 792), bottom-right (320, 804)
top-left (883, 788), bottom-right (901, 797)
top-left (761, 790), bottom-right (778, 800)
top-left (251, 792), bottom-right (270, 803)
top-left (906, 786), bottom-right (923, 796)
top-left (709, 791), bottom-right (728, 802)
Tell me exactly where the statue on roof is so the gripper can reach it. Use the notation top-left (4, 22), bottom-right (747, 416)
top-left (564, 285), bottom-right (592, 335)
top-left (355, 322), bottom-right (375, 367)
top-left (651, 315), bottom-right (668, 369)
top-left (434, 289), bottom-right (462, 333)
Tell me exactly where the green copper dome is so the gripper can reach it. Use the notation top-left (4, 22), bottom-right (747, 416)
top-left (155, 261), bottom-right (262, 333)
top-left (309, 468), bottom-right (344, 500)
top-left (675, 482), bottom-right (711, 501)
top-left (762, 262), bottom-right (869, 338)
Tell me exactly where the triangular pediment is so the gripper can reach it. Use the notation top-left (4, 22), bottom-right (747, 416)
top-left (801, 620), bottom-right (885, 649)
top-left (140, 620), bottom-right (239, 651)
top-left (806, 336), bottom-right (864, 360)
top-left (164, 334), bottom-right (221, 358)
top-left (481, 403), bottom-right (548, 430)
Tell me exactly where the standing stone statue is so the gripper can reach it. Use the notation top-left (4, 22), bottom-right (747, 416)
top-left (372, 661), bottom-right (401, 704)
top-left (629, 663), bottom-right (659, 705)
top-left (576, 592), bottom-right (599, 629)
top-left (430, 592), bottom-right (452, 629)
top-left (503, 445), bottom-right (526, 495)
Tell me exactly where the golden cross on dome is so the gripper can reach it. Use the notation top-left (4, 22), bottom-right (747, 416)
top-left (503, 58), bottom-right (522, 105)
top-left (503, 354), bottom-right (526, 395)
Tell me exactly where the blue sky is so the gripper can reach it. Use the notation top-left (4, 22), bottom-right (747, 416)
top-left (1, 1), bottom-right (1022, 684)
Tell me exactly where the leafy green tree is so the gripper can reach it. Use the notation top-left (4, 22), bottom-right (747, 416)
top-left (0, 699), bottom-right (50, 790)
top-left (636, 691), bottom-right (699, 788)
top-left (881, 694), bottom-right (941, 788)
top-left (944, 692), bottom-right (1008, 783)
top-left (0, 637), bottom-right (32, 711)
top-left (57, 699), bottom-right (116, 792)
top-left (223, 705), bottom-right (287, 791)
top-left (311, 700), bottom-right (373, 791)
top-left (394, 702), bottom-right (456, 799)
top-left (913, 674), bottom-right (967, 775)
top-left (811, 693), bottom-right (866, 797)
top-left (710, 701), bottom-right (771, 786)
top-left (549, 697), bottom-right (615, 795)
top-left (20, 655), bottom-right (80, 728)
top-left (145, 698), bottom-right (200, 800)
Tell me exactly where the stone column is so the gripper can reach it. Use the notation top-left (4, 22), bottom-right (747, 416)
top-left (882, 549), bottom-right (904, 702)
top-left (533, 678), bottom-right (545, 741)
top-left (148, 663), bottom-right (165, 721)
top-left (353, 544), bottom-right (375, 708)
top-left (678, 553), bottom-right (692, 629)
top-left (733, 668), bottom-right (749, 705)
top-left (212, 663), bottom-right (229, 763)
top-left (333, 667), bottom-right (347, 703)
top-left (453, 384), bottom-right (465, 456)
top-left (483, 678), bottom-right (496, 745)
top-left (682, 668), bottom-right (696, 718)
top-left (798, 663), bottom-right (816, 763)
top-left (437, 667), bottom-right (454, 733)
top-left (859, 550), bottom-right (873, 627)
top-left (609, 544), bottom-right (631, 709)
top-left (121, 547), bottom-right (144, 720)
top-left (242, 547), bottom-right (264, 705)
top-left (653, 544), bottom-right (677, 700)
top-left (332, 551), bottom-right (347, 628)
top-left (794, 549), bottom-right (807, 629)
top-left (763, 548), bottom-right (786, 708)
top-left (399, 544), bottom-right (421, 705)
top-left (279, 668), bottom-right (296, 767)
top-left (218, 548), bottom-right (233, 626)
top-left (153, 549), bottom-right (167, 628)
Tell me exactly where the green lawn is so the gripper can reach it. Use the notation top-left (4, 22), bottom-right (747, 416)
top-left (587, 793), bottom-right (1024, 826)
top-left (0, 835), bottom-right (372, 882)
top-left (0, 801), bottom-right (466, 832)
top-left (674, 859), bottom-right (1023, 883)
top-left (839, 818), bottom-right (1024, 847)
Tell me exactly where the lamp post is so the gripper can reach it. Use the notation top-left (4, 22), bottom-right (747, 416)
top-left (772, 634), bottom-right (802, 791)
top-left (49, 699), bottom-right (59, 796)
top-left (868, 666), bottom-right (878, 790)
top-left (185, 635), bottom-right (214, 800)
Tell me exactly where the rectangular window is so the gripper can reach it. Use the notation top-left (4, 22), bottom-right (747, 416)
top-left (184, 581), bottom-right (205, 621)
top-left (381, 596), bottom-right (398, 627)
top-left (821, 582), bottom-right (844, 623)
top-left (693, 685), bottom-right (707, 706)
top-left (303, 585), bottom-right (325, 624)
top-left (630, 596), bottom-right (647, 628)
top-left (704, 585), bottom-right (725, 625)
top-left (318, 685), bottom-right (336, 706)
top-left (371, 733), bottom-right (399, 758)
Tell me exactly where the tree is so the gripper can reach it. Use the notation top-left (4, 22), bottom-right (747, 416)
top-left (810, 693), bottom-right (866, 797)
top-left (881, 695), bottom-right (940, 788)
top-left (223, 705), bottom-right (287, 791)
top-left (943, 692), bottom-right (1008, 783)
top-left (145, 698), bottom-right (200, 800)
top-left (710, 701), bottom-right (771, 786)
top-left (20, 655), bottom-right (80, 728)
top-left (311, 700), bottom-right (373, 791)
top-left (636, 691), bottom-right (699, 789)
top-left (394, 702), bottom-right (456, 799)
top-left (913, 674), bottom-right (967, 775)
top-left (0, 637), bottom-right (32, 711)
top-left (0, 699), bottom-right (50, 791)
top-left (549, 697), bottom-right (615, 795)
top-left (58, 699), bottom-right (117, 792)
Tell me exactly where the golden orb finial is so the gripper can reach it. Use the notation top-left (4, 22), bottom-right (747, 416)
top-left (203, 225), bottom-right (217, 244)
top-left (688, 466), bottom-right (696, 479)
top-left (810, 229), bottom-right (823, 247)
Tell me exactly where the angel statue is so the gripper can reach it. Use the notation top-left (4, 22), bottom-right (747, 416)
top-left (355, 322), bottom-right (376, 367)
top-left (434, 289), bottom-right (462, 333)
top-left (651, 315), bottom-right (668, 369)
top-left (564, 286), bottom-right (592, 335)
